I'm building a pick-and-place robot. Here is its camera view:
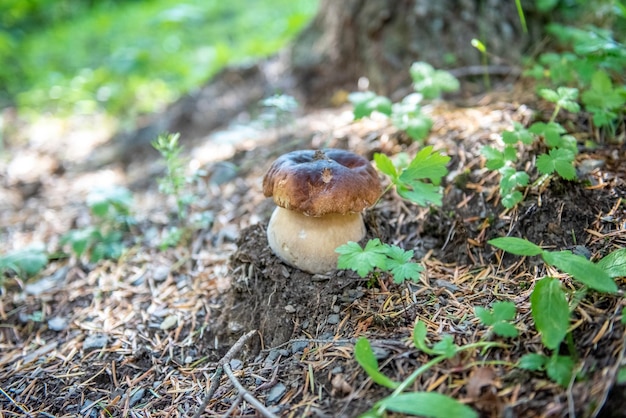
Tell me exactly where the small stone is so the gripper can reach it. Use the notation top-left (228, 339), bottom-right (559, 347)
top-left (331, 366), bottom-right (343, 374)
top-left (230, 359), bottom-right (243, 370)
top-left (129, 388), bottom-right (145, 407)
top-left (153, 265), bottom-right (170, 282)
top-left (278, 349), bottom-right (290, 357)
top-left (327, 314), bottom-right (340, 325)
top-left (83, 334), bottom-right (108, 350)
top-left (371, 346), bottom-right (390, 360)
top-left (284, 305), bottom-right (296, 313)
top-left (228, 321), bottom-right (244, 333)
top-left (291, 341), bottom-right (309, 354)
top-left (434, 279), bottom-right (459, 292)
top-left (266, 383), bottom-right (287, 404)
top-left (48, 316), bottom-right (68, 331)
top-left (265, 350), bottom-right (280, 363)
top-left (332, 306), bottom-right (340, 314)
top-left (159, 315), bottom-right (178, 330)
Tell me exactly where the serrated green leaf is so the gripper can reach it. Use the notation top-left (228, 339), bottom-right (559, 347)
top-left (373, 153), bottom-right (398, 180)
top-left (542, 250), bottom-right (617, 293)
top-left (410, 62), bottom-right (460, 100)
top-left (492, 301), bottom-right (517, 321)
top-left (87, 186), bottom-right (133, 218)
top-left (474, 306), bottom-right (494, 325)
top-left (530, 277), bottom-right (569, 350)
top-left (502, 122), bottom-right (534, 145)
top-left (597, 248), bottom-right (626, 278)
top-left (536, 148), bottom-right (577, 180)
top-left (529, 122), bottom-right (566, 146)
top-left (397, 182), bottom-right (443, 207)
top-left (488, 237), bottom-right (543, 256)
top-left (401, 146), bottom-right (450, 184)
top-left (503, 145), bottom-right (518, 162)
top-left (404, 114), bottom-right (434, 141)
top-left (389, 261), bottom-right (423, 284)
top-left (500, 169), bottom-right (529, 190)
top-left (539, 88), bottom-right (560, 103)
top-left (492, 322), bottom-right (519, 338)
top-left (501, 191), bottom-right (523, 209)
top-left (481, 146), bottom-right (505, 170)
top-left (581, 71), bottom-right (625, 111)
top-left (518, 353), bottom-right (548, 371)
top-left (336, 239), bottom-right (388, 277)
top-left (354, 337), bottom-right (399, 389)
top-left (546, 355), bottom-right (575, 387)
top-left (376, 392), bottom-right (478, 418)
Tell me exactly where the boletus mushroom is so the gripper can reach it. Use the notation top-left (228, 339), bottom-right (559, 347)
top-left (262, 149), bottom-right (382, 274)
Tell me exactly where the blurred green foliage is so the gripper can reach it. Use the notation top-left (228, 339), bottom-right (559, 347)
top-left (0, 0), bottom-right (317, 116)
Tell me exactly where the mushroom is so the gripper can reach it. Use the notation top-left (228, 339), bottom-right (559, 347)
top-left (262, 149), bottom-right (382, 274)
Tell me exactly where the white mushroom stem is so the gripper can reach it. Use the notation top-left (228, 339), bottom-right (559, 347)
top-left (266, 207), bottom-right (366, 274)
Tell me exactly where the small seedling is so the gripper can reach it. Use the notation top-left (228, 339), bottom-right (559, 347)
top-left (152, 132), bottom-right (193, 220)
top-left (470, 38), bottom-right (491, 89)
top-left (350, 61), bottom-right (459, 141)
top-left (61, 186), bottom-right (133, 263)
top-left (475, 301), bottom-right (519, 338)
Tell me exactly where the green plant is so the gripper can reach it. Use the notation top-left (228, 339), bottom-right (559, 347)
top-left (470, 38), bottom-right (491, 90)
top-left (474, 301), bottom-right (519, 338)
top-left (354, 320), bottom-right (505, 417)
top-left (488, 237), bottom-right (621, 386)
top-left (0, 243), bottom-right (48, 282)
top-left (349, 61), bottom-right (459, 141)
top-left (61, 186), bottom-right (134, 263)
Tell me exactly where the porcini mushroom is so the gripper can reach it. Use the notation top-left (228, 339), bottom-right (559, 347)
top-left (262, 149), bottom-right (382, 274)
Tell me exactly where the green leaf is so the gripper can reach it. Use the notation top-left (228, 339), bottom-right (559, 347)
top-left (389, 261), bottom-right (424, 284)
top-left (349, 91), bottom-right (393, 119)
top-left (376, 392), bottom-right (478, 418)
top-left (61, 228), bottom-right (94, 258)
top-left (488, 237), bottom-right (543, 256)
top-left (474, 306), bottom-right (494, 326)
top-left (540, 87), bottom-right (580, 113)
top-left (413, 320), bottom-right (436, 355)
top-left (354, 337), bottom-right (399, 389)
top-left (581, 71), bottom-right (626, 111)
top-left (536, 149), bottom-right (577, 180)
top-left (618, 367), bottom-right (626, 384)
top-left (597, 248), bottom-right (626, 278)
top-left (401, 146), bottom-right (450, 184)
top-left (397, 182), bottom-right (443, 207)
top-left (432, 335), bottom-right (458, 358)
top-left (373, 153), bottom-right (398, 180)
top-left (0, 244), bottom-right (48, 278)
top-left (541, 250), bottom-right (617, 293)
top-left (546, 355), bottom-right (575, 387)
top-left (539, 88), bottom-right (559, 103)
top-left (502, 122), bottom-right (534, 145)
top-left (500, 168), bottom-right (529, 191)
top-left (529, 122), bottom-right (566, 147)
top-left (492, 322), bottom-right (519, 338)
top-left (530, 277), bottom-right (569, 350)
top-left (518, 353), bottom-right (548, 371)
top-left (87, 186), bottom-right (133, 218)
top-left (481, 146), bottom-right (505, 170)
top-left (492, 301), bottom-right (517, 322)
top-left (336, 239), bottom-right (388, 277)
top-left (501, 190), bottom-right (524, 209)
top-left (410, 62), bottom-right (460, 100)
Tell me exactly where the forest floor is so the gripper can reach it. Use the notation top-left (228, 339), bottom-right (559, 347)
top-left (1, 78), bottom-right (625, 417)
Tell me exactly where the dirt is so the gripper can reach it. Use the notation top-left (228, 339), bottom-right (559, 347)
top-left (1, 82), bottom-right (625, 417)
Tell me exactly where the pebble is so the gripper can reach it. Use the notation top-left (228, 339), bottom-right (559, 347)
top-left (230, 359), bottom-right (243, 370)
top-left (47, 316), bottom-right (68, 331)
top-left (291, 341), bottom-right (309, 354)
top-left (128, 388), bottom-right (145, 407)
top-left (284, 304), bottom-right (296, 313)
top-left (153, 265), bottom-right (170, 282)
top-left (83, 334), bottom-right (108, 350)
top-left (327, 314), bottom-right (340, 325)
top-left (159, 315), bottom-right (178, 330)
top-left (278, 349), bottom-right (290, 357)
top-left (266, 383), bottom-right (287, 404)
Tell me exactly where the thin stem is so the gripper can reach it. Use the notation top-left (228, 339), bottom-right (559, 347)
top-left (549, 104), bottom-right (562, 124)
top-left (515, 0), bottom-right (528, 33)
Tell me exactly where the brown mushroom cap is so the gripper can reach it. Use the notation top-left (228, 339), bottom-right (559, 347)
top-left (263, 149), bottom-right (381, 216)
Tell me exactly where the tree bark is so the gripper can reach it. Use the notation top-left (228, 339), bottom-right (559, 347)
top-left (290, 0), bottom-right (544, 104)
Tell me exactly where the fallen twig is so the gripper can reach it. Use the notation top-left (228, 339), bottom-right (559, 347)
top-left (192, 329), bottom-right (262, 418)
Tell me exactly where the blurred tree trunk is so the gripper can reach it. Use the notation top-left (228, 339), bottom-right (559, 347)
top-left (289, 0), bottom-right (544, 103)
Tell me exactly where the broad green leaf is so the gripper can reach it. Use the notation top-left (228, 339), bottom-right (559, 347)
top-left (530, 277), bottom-right (569, 350)
top-left (0, 244), bottom-right (48, 278)
top-left (492, 322), bottom-right (519, 338)
top-left (336, 239), bottom-right (388, 277)
top-left (474, 306), bottom-right (494, 326)
top-left (389, 261), bottom-right (423, 284)
top-left (401, 146), bottom-right (450, 184)
top-left (61, 228), bottom-right (94, 258)
top-left (501, 191), bottom-right (524, 209)
top-left (502, 122), bottom-right (534, 145)
top-left (500, 168), bottom-right (529, 191)
top-left (597, 248), bottom-right (626, 278)
top-left (529, 122), bottom-right (566, 147)
top-left (87, 186), bottom-right (133, 218)
top-left (518, 353), bottom-right (547, 371)
top-left (397, 182), bottom-right (443, 207)
top-left (349, 91), bottom-right (393, 119)
top-left (503, 145), bottom-right (518, 162)
top-left (354, 337), bottom-right (399, 389)
top-left (618, 367), bottom-right (626, 384)
top-left (581, 71), bottom-right (625, 111)
top-left (542, 250), bottom-right (617, 293)
top-left (376, 392), bottom-right (478, 418)
top-left (492, 301), bottom-right (517, 321)
top-left (373, 153), bottom-right (397, 180)
top-left (539, 88), bottom-right (559, 103)
top-left (403, 114), bottom-right (434, 141)
top-left (546, 355), bottom-right (575, 387)
top-left (539, 87), bottom-right (580, 114)
top-left (410, 62), bottom-right (460, 99)
top-left (488, 237), bottom-right (543, 256)
top-left (536, 0), bottom-right (559, 11)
